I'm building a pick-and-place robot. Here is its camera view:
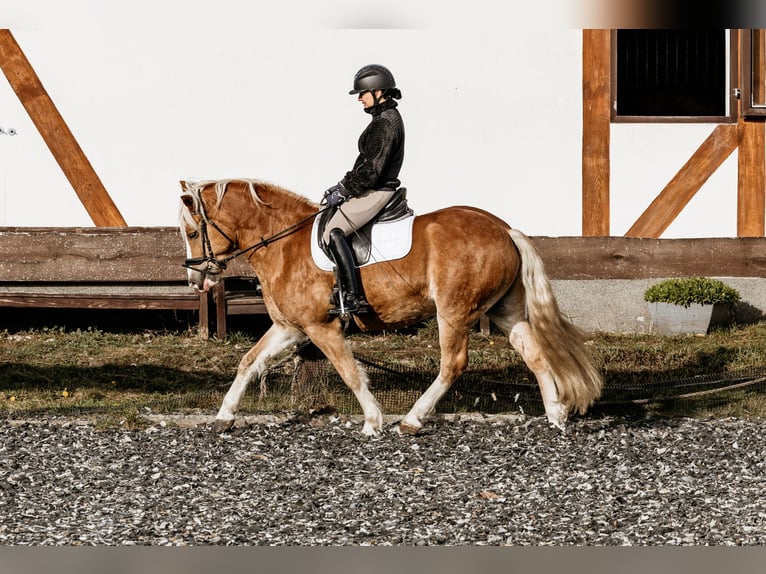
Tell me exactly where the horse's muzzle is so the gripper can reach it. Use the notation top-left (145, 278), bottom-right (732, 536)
top-left (182, 257), bottom-right (227, 292)
top-left (182, 257), bottom-right (227, 275)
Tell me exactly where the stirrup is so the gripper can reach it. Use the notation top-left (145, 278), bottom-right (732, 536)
top-left (328, 293), bottom-right (370, 316)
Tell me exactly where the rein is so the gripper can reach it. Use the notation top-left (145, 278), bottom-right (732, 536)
top-left (183, 200), bottom-right (331, 274)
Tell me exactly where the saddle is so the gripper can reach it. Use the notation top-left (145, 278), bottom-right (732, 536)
top-left (316, 188), bottom-right (414, 266)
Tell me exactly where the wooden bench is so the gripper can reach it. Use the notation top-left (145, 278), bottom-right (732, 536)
top-left (0, 226), bottom-right (269, 338)
top-left (0, 227), bottom-right (262, 338)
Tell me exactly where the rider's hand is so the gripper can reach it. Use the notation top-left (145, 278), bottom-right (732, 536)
top-left (323, 182), bottom-right (349, 208)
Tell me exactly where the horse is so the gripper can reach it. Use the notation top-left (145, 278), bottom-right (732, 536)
top-left (178, 178), bottom-right (603, 435)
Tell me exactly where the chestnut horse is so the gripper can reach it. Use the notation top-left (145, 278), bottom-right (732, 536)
top-left (179, 178), bottom-right (602, 435)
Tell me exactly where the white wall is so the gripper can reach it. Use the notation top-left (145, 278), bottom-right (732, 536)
top-left (0, 1), bottom-right (742, 237)
top-left (610, 124), bottom-right (739, 237)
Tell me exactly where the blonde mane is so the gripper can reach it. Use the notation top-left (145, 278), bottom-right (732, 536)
top-left (178, 178), bottom-right (316, 230)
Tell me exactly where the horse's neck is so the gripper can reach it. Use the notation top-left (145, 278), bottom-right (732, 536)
top-left (245, 193), bottom-right (316, 237)
top-left (237, 191), bottom-right (317, 267)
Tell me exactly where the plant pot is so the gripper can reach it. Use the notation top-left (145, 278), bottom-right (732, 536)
top-left (648, 302), bottom-right (731, 335)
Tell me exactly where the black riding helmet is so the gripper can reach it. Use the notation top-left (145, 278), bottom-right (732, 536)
top-left (349, 64), bottom-right (402, 99)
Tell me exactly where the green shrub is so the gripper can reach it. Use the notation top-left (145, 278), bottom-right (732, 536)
top-left (644, 277), bottom-right (741, 308)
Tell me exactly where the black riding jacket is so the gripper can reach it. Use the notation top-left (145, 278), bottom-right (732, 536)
top-left (340, 99), bottom-right (404, 195)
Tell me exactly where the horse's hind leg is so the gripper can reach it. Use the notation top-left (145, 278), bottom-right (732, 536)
top-left (508, 321), bottom-right (567, 429)
top-left (488, 287), bottom-right (567, 429)
top-left (399, 317), bottom-right (470, 435)
top-left (214, 322), bottom-right (307, 432)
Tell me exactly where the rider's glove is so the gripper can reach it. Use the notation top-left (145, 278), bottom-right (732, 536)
top-left (323, 182), bottom-right (350, 208)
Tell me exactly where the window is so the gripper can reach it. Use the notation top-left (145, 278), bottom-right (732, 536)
top-left (612, 30), bottom-right (737, 123)
top-left (741, 29), bottom-right (766, 117)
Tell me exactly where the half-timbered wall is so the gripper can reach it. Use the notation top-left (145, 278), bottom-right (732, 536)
top-left (582, 29), bottom-right (766, 238)
top-left (2, 6), bottom-right (765, 239)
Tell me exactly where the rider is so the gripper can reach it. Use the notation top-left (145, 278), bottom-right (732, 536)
top-left (322, 64), bottom-right (405, 316)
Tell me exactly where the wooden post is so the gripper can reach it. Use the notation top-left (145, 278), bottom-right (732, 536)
top-left (0, 29), bottom-right (127, 227)
top-left (625, 125), bottom-right (738, 238)
top-left (582, 29), bottom-right (611, 236)
top-left (737, 117), bottom-right (766, 237)
top-left (213, 281), bottom-right (227, 339)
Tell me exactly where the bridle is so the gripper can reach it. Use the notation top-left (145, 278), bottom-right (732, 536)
top-left (182, 213), bottom-right (237, 276)
top-left (182, 192), bottom-right (331, 276)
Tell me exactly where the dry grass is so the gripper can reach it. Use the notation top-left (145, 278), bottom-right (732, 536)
top-left (1, 320), bottom-right (766, 427)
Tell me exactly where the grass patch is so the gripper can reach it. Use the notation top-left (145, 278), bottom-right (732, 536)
top-left (1, 321), bottom-right (765, 426)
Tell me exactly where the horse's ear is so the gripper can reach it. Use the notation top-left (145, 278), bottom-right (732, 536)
top-left (181, 195), bottom-right (194, 209)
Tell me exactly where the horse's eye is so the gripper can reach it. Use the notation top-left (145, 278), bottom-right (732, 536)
top-left (188, 230), bottom-right (199, 240)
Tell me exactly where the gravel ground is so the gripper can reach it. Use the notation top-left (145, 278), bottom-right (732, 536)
top-left (1, 413), bottom-right (765, 546)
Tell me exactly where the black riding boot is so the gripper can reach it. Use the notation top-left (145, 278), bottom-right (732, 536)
top-left (327, 228), bottom-right (370, 316)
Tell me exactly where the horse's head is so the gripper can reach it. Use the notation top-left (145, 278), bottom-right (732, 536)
top-left (178, 179), bottom-right (240, 292)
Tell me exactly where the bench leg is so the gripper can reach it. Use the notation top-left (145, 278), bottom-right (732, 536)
top-left (213, 282), bottom-right (227, 339)
top-left (198, 291), bottom-right (210, 339)
top-left (480, 315), bottom-right (490, 336)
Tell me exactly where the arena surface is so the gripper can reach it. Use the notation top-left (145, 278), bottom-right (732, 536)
top-left (1, 413), bottom-right (764, 546)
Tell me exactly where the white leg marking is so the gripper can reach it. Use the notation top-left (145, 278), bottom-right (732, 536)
top-left (399, 374), bottom-right (450, 434)
top-left (216, 325), bottom-right (305, 422)
top-left (350, 364), bottom-right (384, 436)
top-left (509, 322), bottom-right (567, 430)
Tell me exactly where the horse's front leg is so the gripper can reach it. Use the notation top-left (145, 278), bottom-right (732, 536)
top-left (214, 323), bottom-right (307, 432)
top-left (304, 323), bottom-right (384, 436)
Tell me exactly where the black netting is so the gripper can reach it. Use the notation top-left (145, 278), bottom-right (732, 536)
top-left (145, 355), bottom-right (766, 419)
top-left (3, 354), bottom-right (765, 420)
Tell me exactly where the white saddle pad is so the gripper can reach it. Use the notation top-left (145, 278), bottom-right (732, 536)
top-left (311, 214), bottom-right (415, 271)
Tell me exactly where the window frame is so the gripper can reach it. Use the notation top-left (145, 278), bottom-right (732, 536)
top-left (610, 29), bottom-right (738, 124)
top-left (741, 29), bottom-right (766, 118)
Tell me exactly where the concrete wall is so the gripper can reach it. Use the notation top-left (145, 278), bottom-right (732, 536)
top-left (554, 277), bottom-right (766, 334)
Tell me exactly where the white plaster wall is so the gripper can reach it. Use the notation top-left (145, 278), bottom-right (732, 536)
top-left (610, 124), bottom-right (739, 238)
top-left (0, 1), bottom-right (741, 237)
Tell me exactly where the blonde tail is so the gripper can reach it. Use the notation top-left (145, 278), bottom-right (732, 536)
top-left (509, 229), bottom-right (603, 414)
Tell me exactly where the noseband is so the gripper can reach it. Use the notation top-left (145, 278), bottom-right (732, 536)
top-left (182, 214), bottom-right (236, 275)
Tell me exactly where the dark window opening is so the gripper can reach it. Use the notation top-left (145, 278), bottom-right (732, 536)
top-left (614, 30), bottom-right (733, 122)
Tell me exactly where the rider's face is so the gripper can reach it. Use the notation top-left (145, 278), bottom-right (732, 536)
top-left (358, 90), bottom-right (383, 108)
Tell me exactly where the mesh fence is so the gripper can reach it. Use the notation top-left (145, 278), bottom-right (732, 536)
top-left (147, 353), bottom-right (766, 419)
top-left (2, 353), bottom-right (765, 420)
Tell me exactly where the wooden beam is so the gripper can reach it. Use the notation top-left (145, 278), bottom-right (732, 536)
top-left (625, 124), bottom-right (738, 238)
top-left (0, 293), bottom-right (201, 310)
top-left (530, 236), bottom-right (766, 280)
top-left (5, 226), bottom-right (766, 282)
top-left (737, 117), bottom-right (766, 237)
top-left (0, 29), bottom-right (127, 227)
top-left (0, 226), bottom-right (254, 282)
top-left (581, 29), bottom-right (611, 236)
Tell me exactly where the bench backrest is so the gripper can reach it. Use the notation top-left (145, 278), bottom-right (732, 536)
top-left (0, 227), bottom-right (253, 283)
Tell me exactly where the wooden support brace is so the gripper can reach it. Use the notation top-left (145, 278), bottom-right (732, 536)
top-left (213, 282), bottom-right (227, 340)
top-left (625, 124), bottom-right (738, 238)
top-left (0, 29), bottom-right (127, 227)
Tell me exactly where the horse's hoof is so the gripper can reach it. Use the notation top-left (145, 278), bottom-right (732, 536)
top-left (545, 416), bottom-right (567, 432)
top-left (545, 403), bottom-right (568, 432)
top-left (397, 421), bottom-right (422, 435)
top-left (361, 423), bottom-right (381, 437)
top-left (213, 418), bottom-right (235, 433)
